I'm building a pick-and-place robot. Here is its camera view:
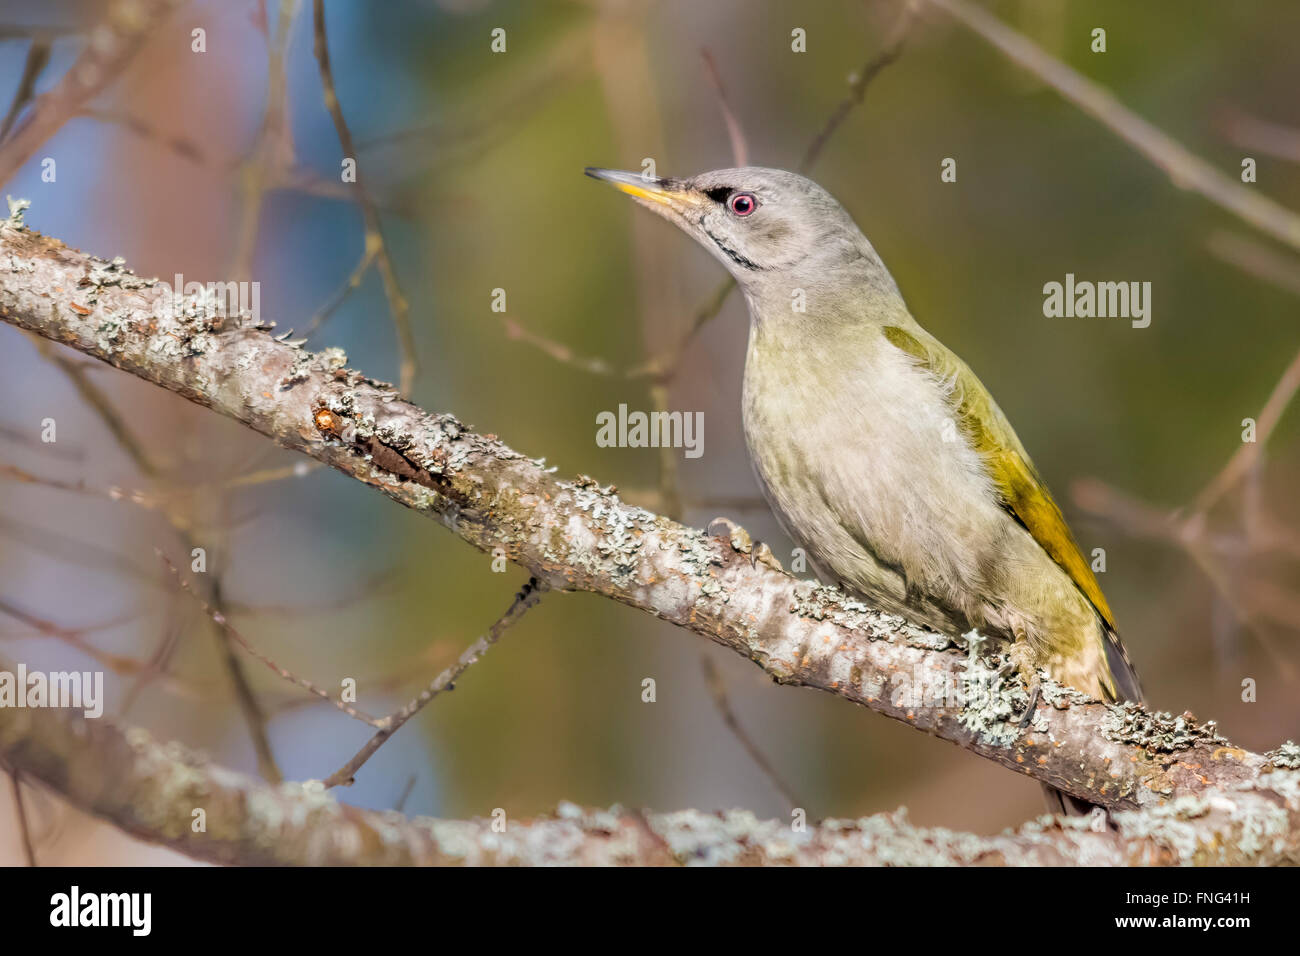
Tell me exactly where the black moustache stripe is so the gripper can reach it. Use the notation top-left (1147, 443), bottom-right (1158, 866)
top-left (703, 224), bottom-right (762, 271)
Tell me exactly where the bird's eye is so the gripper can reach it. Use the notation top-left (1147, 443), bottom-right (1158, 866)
top-left (728, 192), bottom-right (757, 216)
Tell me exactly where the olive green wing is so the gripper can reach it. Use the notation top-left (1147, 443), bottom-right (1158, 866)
top-left (882, 325), bottom-right (1116, 632)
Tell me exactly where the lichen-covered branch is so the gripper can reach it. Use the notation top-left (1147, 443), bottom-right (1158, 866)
top-left (0, 215), bottom-right (1294, 815)
top-left (2, 705), bottom-right (1297, 866)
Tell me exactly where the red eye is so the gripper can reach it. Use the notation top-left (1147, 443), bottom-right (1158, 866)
top-left (728, 192), bottom-right (757, 216)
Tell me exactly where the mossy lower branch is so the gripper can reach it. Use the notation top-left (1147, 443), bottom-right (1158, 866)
top-left (2, 705), bottom-right (1298, 865)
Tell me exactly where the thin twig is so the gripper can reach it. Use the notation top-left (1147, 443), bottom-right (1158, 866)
top-left (800, 0), bottom-right (919, 172)
top-left (0, 0), bottom-right (185, 186)
top-left (1206, 230), bottom-right (1300, 299)
top-left (29, 336), bottom-right (157, 473)
top-left (360, 23), bottom-right (591, 154)
top-left (501, 316), bottom-right (627, 378)
top-left (1071, 478), bottom-right (1299, 681)
top-left (159, 552), bottom-right (384, 727)
top-left (700, 655), bottom-right (803, 810)
top-left (323, 577), bottom-right (546, 788)
top-left (393, 774), bottom-right (417, 813)
top-left (0, 420), bottom-right (84, 461)
top-left (926, 0), bottom-right (1300, 253)
top-left (0, 38), bottom-right (51, 144)
top-left (32, 339), bottom-right (284, 782)
top-left (223, 568), bottom-right (397, 619)
top-left (1194, 345), bottom-right (1300, 514)
top-left (8, 769), bottom-right (36, 866)
top-left (229, 0), bottom-right (296, 285)
top-left (301, 245), bottom-right (376, 338)
top-left (0, 597), bottom-right (151, 675)
top-left (76, 107), bottom-right (217, 168)
top-left (700, 48), bottom-right (748, 167)
top-left (312, 0), bottom-right (418, 394)
top-left (1215, 104), bottom-right (1300, 165)
top-left (0, 461), bottom-right (161, 510)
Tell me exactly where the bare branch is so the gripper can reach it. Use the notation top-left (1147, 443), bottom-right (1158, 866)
top-left (0, 597), bottom-right (150, 676)
top-left (323, 577), bottom-right (545, 788)
top-left (700, 49), bottom-right (749, 167)
top-left (311, 0), bottom-right (417, 394)
top-left (0, 38), bottom-right (51, 144)
top-left (700, 655), bottom-right (802, 810)
top-left (30, 319), bottom-right (284, 782)
top-left (1215, 103), bottom-right (1300, 165)
top-left (0, 0), bottom-right (187, 187)
top-left (75, 106), bottom-right (216, 167)
top-left (800, 0), bottom-right (919, 172)
top-left (6, 769), bottom-right (36, 866)
top-left (0, 461), bottom-right (161, 511)
top-left (1195, 345), bottom-right (1300, 514)
top-left (926, 0), bottom-right (1300, 253)
top-left (1207, 230), bottom-right (1300, 299)
top-left (159, 553), bottom-right (384, 728)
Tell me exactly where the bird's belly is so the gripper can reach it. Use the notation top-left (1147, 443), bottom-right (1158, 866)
top-left (741, 344), bottom-right (1009, 631)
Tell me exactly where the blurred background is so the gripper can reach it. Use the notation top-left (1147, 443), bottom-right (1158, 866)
top-left (1, 0), bottom-right (1299, 864)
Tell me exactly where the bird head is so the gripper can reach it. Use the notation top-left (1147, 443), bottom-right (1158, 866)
top-left (585, 166), bottom-right (867, 283)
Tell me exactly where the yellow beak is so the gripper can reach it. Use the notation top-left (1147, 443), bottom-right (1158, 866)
top-left (584, 167), bottom-right (704, 210)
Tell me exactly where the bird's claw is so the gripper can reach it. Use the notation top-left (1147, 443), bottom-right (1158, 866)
top-left (1018, 678), bottom-right (1041, 729)
top-left (751, 540), bottom-right (784, 572)
top-left (708, 516), bottom-right (785, 572)
top-left (708, 515), bottom-right (752, 553)
top-left (1008, 640), bottom-right (1041, 729)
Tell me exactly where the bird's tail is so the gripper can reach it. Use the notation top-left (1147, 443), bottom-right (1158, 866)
top-left (1102, 622), bottom-right (1144, 706)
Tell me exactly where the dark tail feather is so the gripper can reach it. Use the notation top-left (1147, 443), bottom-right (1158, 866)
top-left (1043, 622), bottom-right (1144, 816)
top-left (1103, 623), bottom-right (1144, 705)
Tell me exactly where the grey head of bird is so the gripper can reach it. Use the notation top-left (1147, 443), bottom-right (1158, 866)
top-left (584, 166), bottom-right (898, 309)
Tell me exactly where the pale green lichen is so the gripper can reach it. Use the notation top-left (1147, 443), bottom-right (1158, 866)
top-left (4, 195), bottom-right (30, 228)
top-left (1109, 785), bottom-right (1292, 865)
top-left (84, 255), bottom-right (148, 297)
top-left (954, 631), bottom-right (1029, 747)
top-left (1102, 702), bottom-right (1227, 753)
top-left (319, 346), bottom-right (348, 371)
top-left (788, 580), bottom-right (948, 651)
top-left (554, 480), bottom-right (660, 587)
top-left (235, 346), bottom-right (262, 371)
top-left (1039, 675), bottom-right (1092, 709)
top-left (94, 318), bottom-right (122, 353)
top-left (1265, 740), bottom-right (1300, 770)
top-left (653, 809), bottom-right (763, 865)
top-left (278, 349), bottom-right (313, 389)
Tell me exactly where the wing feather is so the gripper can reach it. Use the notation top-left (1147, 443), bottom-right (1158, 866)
top-left (882, 325), bottom-right (1116, 632)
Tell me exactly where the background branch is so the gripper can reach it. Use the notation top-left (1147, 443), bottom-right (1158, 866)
top-left (926, 0), bottom-right (1300, 252)
top-left (2, 704), bottom-right (1297, 866)
top-left (0, 0), bottom-right (187, 187)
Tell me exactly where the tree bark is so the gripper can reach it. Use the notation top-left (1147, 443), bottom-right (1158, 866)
top-left (3, 705), bottom-right (1298, 866)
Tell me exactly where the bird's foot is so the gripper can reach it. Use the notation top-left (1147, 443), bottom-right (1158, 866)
top-left (1018, 678), bottom-right (1041, 729)
top-left (707, 516), bottom-right (784, 572)
top-left (1008, 640), bottom-right (1041, 729)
